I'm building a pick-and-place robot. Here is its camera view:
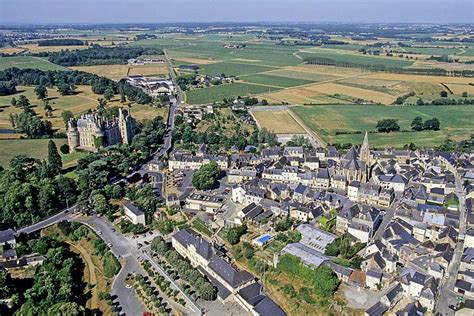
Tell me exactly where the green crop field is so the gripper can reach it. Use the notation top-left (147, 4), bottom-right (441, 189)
top-left (186, 82), bottom-right (279, 104)
top-left (0, 56), bottom-right (67, 71)
top-left (241, 73), bottom-right (314, 88)
top-left (392, 46), bottom-right (463, 55)
top-left (199, 62), bottom-right (276, 77)
top-left (0, 139), bottom-right (67, 168)
top-left (299, 50), bottom-right (414, 69)
top-left (292, 104), bottom-right (474, 148)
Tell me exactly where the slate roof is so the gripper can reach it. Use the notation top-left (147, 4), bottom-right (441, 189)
top-left (253, 297), bottom-right (286, 316)
top-left (365, 302), bottom-right (388, 316)
top-left (208, 255), bottom-right (254, 288)
top-left (0, 229), bottom-right (15, 243)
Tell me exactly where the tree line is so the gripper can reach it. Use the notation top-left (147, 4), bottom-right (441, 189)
top-left (0, 67), bottom-right (152, 104)
top-left (38, 39), bottom-right (85, 46)
top-left (33, 45), bottom-right (163, 66)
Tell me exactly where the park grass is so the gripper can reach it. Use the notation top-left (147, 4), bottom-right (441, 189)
top-left (199, 62), bottom-right (276, 77)
top-left (0, 85), bottom-right (162, 132)
top-left (0, 56), bottom-right (67, 71)
top-left (241, 73), bottom-right (314, 88)
top-left (291, 104), bottom-right (474, 148)
top-left (252, 110), bottom-right (305, 134)
top-left (186, 82), bottom-right (280, 104)
top-left (0, 138), bottom-right (67, 167)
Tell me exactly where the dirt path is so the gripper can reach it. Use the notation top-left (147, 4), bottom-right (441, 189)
top-left (68, 242), bottom-right (99, 311)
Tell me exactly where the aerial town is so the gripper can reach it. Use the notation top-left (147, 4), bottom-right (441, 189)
top-left (0, 1), bottom-right (474, 316)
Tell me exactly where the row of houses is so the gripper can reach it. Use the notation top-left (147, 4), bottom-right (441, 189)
top-left (172, 229), bottom-right (285, 316)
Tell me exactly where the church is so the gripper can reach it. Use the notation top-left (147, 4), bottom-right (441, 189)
top-left (337, 132), bottom-right (371, 182)
top-left (67, 108), bottom-right (135, 152)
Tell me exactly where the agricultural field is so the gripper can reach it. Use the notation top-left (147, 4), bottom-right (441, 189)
top-left (241, 73), bottom-right (314, 88)
top-left (186, 82), bottom-right (280, 104)
top-left (291, 104), bottom-right (474, 148)
top-left (198, 62), bottom-right (276, 77)
top-left (298, 48), bottom-right (415, 69)
top-left (0, 56), bottom-right (67, 71)
top-left (0, 139), bottom-right (67, 167)
top-left (70, 63), bottom-right (168, 80)
top-left (252, 110), bottom-right (305, 134)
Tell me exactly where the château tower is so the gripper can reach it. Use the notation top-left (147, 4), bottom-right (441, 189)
top-left (66, 107), bottom-right (135, 152)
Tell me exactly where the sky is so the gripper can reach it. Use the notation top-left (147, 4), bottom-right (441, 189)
top-left (0, 0), bottom-right (473, 24)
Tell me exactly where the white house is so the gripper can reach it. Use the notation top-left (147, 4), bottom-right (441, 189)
top-left (123, 201), bottom-right (146, 225)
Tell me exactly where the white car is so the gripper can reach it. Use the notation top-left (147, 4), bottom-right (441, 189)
top-left (125, 284), bottom-right (132, 289)
top-left (97, 231), bottom-right (102, 235)
top-left (107, 243), bottom-right (113, 247)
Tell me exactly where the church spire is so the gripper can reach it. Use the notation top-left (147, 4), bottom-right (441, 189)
top-left (360, 131), bottom-right (370, 163)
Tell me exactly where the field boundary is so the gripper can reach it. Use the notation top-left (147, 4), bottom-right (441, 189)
top-left (287, 107), bottom-right (327, 148)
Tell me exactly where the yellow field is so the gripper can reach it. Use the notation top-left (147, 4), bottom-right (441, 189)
top-left (261, 88), bottom-right (324, 104)
top-left (71, 63), bottom-right (168, 80)
top-left (308, 83), bottom-right (397, 104)
top-left (127, 64), bottom-right (168, 76)
top-left (0, 47), bottom-right (26, 54)
top-left (361, 72), bottom-right (474, 84)
top-left (252, 110), bottom-right (305, 134)
top-left (70, 65), bottom-right (129, 80)
top-left (286, 64), bottom-right (366, 76)
top-left (18, 44), bottom-right (89, 53)
top-left (445, 83), bottom-right (474, 95)
top-left (260, 79), bottom-right (397, 104)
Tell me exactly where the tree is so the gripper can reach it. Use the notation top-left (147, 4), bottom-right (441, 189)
top-left (61, 110), bottom-right (74, 128)
top-left (57, 82), bottom-right (75, 96)
top-left (103, 87), bottom-right (114, 101)
top-left (48, 140), bottom-right (63, 174)
top-left (17, 95), bottom-right (30, 109)
top-left (411, 116), bottom-right (424, 131)
top-left (462, 92), bottom-right (468, 98)
top-left (34, 84), bottom-right (48, 100)
top-left (192, 161), bottom-right (221, 190)
top-left (416, 98), bottom-right (424, 106)
top-left (440, 90), bottom-right (448, 98)
top-left (10, 97), bottom-right (17, 107)
top-left (226, 225), bottom-right (247, 245)
top-left (60, 144), bottom-right (70, 154)
top-left (423, 117), bottom-right (440, 131)
top-left (376, 119), bottom-right (400, 133)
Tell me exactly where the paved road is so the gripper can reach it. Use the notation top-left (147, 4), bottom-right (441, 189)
top-left (436, 178), bottom-right (467, 315)
top-left (74, 216), bottom-right (145, 316)
top-left (17, 206), bottom-right (76, 234)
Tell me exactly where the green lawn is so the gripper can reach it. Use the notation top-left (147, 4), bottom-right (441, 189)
top-left (0, 139), bottom-right (68, 167)
top-left (186, 82), bottom-right (280, 104)
top-left (241, 73), bottom-right (314, 88)
top-left (191, 218), bottom-right (213, 237)
top-left (0, 56), bottom-right (67, 71)
top-left (292, 104), bottom-right (474, 148)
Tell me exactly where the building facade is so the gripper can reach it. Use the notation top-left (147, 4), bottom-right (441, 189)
top-left (67, 108), bottom-right (134, 152)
